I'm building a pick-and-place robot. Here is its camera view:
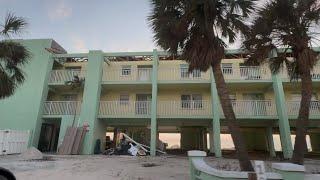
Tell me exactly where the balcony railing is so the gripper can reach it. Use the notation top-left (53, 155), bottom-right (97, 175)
top-left (221, 100), bottom-right (277, 117)
top-left (157, 100), bottom-right (212, 117)
top-left (102, 68), bottom-right (152, 82)
top-left (287, 101), bottom-right (320, 116)
top-left (99, 101), bottom-right (151, 116)
top-left (280, 65), bottom-right (320, 80)
top-left (222, 66), bottom-right (271, 80)
top-left (49, 69), bottom-right (85, 84)
top-left (158, 67), bottom-right (210, 81)
top-left (43, 101), bottom-right (81, 115)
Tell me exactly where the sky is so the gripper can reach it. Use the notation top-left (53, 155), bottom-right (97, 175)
top-left (0, 0), bottom-right (157, 53)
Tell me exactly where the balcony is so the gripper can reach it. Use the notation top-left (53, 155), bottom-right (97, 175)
top-left (43, 101), bottom-right (81, 115)
top-left (99, 101), bottom-right (151, 117)
top-left (222, 66), bottom-right (272, 81)
top-left (49, 69), bottom-right (85, 84)
top-left (158, 67), bottom-right (210, 82)
top-left (287, 101), bottom-right (320, 117)
top-left (157, 100), bottom-right (212, 118)
top-left (280, 65), bottom-right (320, 81)
top-left (102, 68), bottom-right (152, 83)
top-left (221, 100), bottom-right (277, 118)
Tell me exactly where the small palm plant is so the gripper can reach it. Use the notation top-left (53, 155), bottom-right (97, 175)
top-left (149, 0), bottom-right (256, 171)
top-left (243, 0), bottom-right (320, 164)
top-left (0, 13), bottom-right (30, 99)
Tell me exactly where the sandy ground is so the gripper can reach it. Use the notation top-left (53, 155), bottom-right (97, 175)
top-left (1, 155), bottom-right (320, 180)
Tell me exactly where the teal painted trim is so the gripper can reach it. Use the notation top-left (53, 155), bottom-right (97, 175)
top-left (53, 53), bottom-right (88, 58)
top-left (158, 116), bottom-right (212, 119)
top-left (78, 50), bottom-right (104, 154)
top-left (210, 68), bottom-right (222, 157)
top-left (267, 127), bottom-right (276, 158)
top-left (150, 49), bottom-right (159, 156)
top-left (270, 50), bottom-right (293, 159)
top-left (158, 80), bottom-right (211, 84)
top-left (224, 80), bottom-right (272, 83)
top-left (220, 116), bottom-right (279, 119)
top-left (97, 115), bottom-right (151, 119)
top-left (101, 81), bottom-right (152, 85)
top-left (104, 52), bottom-right (154, 57)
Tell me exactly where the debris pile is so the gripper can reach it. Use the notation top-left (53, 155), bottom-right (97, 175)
top-left (19, 147), bottom-right (43, 160)
top-left (103, 133), bottom-right (166, 156)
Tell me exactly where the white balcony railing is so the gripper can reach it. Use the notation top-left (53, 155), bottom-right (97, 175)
top-left (158, 67), bottom-right (210, 81)
top-left (287, 101), bottom-right (320, 116)
top-left (49, 69), bottom-right (84, 84)
top-left (222, 66), bottom-right (271, 80)
top-left (220, 100), bottom-right (277, 117)
top-left (280, 65), bottom-right (320, 80)
top-left (99, 101), bottom-right (151, 116)
top-left (43, 101), bottom-right (81, 115)
top-left (102, 68), bottom-right (152, 82)
top-left (157, 100), bottom-right (212, 117)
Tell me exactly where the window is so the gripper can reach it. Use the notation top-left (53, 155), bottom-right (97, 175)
top-left (180, 65), bottom-right (189, 78)
top-left (181, 94), bottom-right (202, 109)
top-left (121, 65), bottom-right (131, 76)
top-left (120, 94), bottom-right (129, 105)
top-left (180, 64), bottom-right (201, 78)
top-left (222, 63), bottom-right (233, 75)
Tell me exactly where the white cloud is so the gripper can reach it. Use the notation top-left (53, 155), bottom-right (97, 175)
top-left (47, 0), bottom-right (72, 20)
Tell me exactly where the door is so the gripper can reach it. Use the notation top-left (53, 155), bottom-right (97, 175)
top-left (136, 94), bottom-right (152, 115)
top-left (38, 123), bottom-right (54, 152)
top-left (138, 65), bottom-right (152, 81)
top-left (243, 93), bottom-right (265, 116)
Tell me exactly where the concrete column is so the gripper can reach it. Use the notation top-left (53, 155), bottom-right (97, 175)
top-left (266, 127), bottom-right (276, 158)
top-left (58, 115), bottom-right (74, 148)
top-left (270, 49), bottom-right (293, 159)
top-left (210, 68), bottom-right (222, 157)
top-left (209, 129), bottom-right (214, 153)
top-left (150, 49), bottom-right (158, 156)
top-left (78, 50), bottom-right (104, 154)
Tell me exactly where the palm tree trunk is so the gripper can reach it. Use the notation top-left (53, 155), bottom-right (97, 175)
top-left (212, 64), bottom-right (254, 171)
top-left (291, 69), bottom-right (312, 164)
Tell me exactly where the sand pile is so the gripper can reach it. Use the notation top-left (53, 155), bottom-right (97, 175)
top-left (19, 147), bottom-right (43, 160)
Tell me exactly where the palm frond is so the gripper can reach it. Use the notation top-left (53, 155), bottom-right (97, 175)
top-left (0, 12), bottom-right (27, 37)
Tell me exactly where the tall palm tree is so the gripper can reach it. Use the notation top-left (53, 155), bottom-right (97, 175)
top-left (243, 0), bottom-right (320, 165)
top-left (149, 0), bottom-right (255, 171)
top-left (0, 12), bottom-right (30, 99)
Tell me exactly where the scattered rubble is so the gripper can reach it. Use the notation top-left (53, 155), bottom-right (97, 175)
top-left (18, 147), bottom-right (43, 160)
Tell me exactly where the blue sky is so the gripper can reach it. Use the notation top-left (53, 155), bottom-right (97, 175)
top-left (0, 0), bottom-right (157, 53)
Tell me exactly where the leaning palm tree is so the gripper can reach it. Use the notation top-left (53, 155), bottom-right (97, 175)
top-left (149, 0), bottom-right (255, 171)
top-left (243, 0), bottom-right (320, 165)
top-left (0, 12), bottom-right (30, 99)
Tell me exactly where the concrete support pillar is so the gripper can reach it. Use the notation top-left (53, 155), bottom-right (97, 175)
top-left (79, 50), bottom-right (104, 154)
top-left (209, 129), bottom-right (214, 153)
top-left (266, 127), bottom-right (276, 158)
top-left (270, 49), bottom-right (293, 159)
top-left (58, 115), bottom-right (75, 149)
top-left (210, 68), bottom-right (222, 157)
top-left (310, 132), bottom-right (320, 152)
top-left (150, 49), bottom-right (158, 156)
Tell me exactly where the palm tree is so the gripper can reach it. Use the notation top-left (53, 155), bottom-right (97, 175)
top-left (149, 0), bottom-right (255, 171)
top-left (0, 12), bottom-right (30, 99)
top-left (243, 0), bottom-right (320, 165)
